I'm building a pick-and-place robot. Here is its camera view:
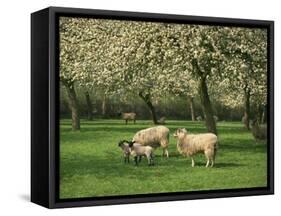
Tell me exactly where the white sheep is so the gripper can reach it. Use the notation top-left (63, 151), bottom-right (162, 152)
top-left (158, 117), bottom-right (166, 125)
top-left (213, 115), bottom-right (218, 122)
top-left (118, 140), bottom-right (131, 163)
top-left (132, 126), bottom-right (170, 157)
top-left (173, 128), bottom-right (218, 167)
top-left (128, 141), bottom-right (154, 166)
top-left (196, 116), bottom-right (203, 121)
top-left (121, 112), bottom-right (136, 124)
top-left (251, 119), bottom-right (267, 141)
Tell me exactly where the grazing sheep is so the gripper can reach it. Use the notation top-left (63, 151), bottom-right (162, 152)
top-left (213, 115), bottom-right (218, 122)
top-left (118, 140), bottom-right (131, 163)
top-left (128, 141), bottom-right (154, 166)
top-left (173, 128), bottom-right (218, 167)
top-left (196, 116), bottom-right (202, 121)
top-left (133, 126), bottom-right (170, 157)
top-left (158, 117), bottom-right (166, 125)
top-left (242, 116), bottom-right (251, 129)
top-left (241, 116), bottom-right (245, 123)
top-left (251, 119), bottom-right (267, 140)
top-left (121, 112), bottom-right (136, 124)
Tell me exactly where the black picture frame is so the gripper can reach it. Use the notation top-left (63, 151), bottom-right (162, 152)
top-left (31, 6), bottom-right (274, 209)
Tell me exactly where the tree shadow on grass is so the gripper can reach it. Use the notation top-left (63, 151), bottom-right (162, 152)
top-left (60, 154), bottom-right (163, 181)
top-left (60, 125), bottom-right (254, 137)
top-left (214, 162), bottom-right (245, 168)
top-left (220, 142), bottom-right (267, 153)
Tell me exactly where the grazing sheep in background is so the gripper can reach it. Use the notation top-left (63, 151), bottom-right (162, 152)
top-left (133, 126), bottom-right (170, 157)
top-left (251, 119), bottom-right (267, 140)
top-left (241, 116), bottom-right (245, 123)
top-left (128, 141), bottom-right (154, 166)
top-left (213, 115), bottom-right (218, 122)
top-left (158, 117), bottom-right (166, 125)
top-left (118, 140), bottom-right (131, 163)
top-left (121, 112), bottom-right (136, 124)
top-left (242, 116), bottom-right (251, 129)
top-left (196, 116), bottom-right (202, 121)
top-left (173, 128), bottom-right (218, 167)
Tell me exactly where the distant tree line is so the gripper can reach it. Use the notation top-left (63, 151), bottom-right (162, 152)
top-left (60, 85), bottom-right (266, 123)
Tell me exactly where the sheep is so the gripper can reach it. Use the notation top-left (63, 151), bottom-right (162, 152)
top-left (158, 117), bottom-right (166, 125)
top-left (213, 115), bottom-right (218, 122)
top-left (242, 116), bottom-right (251, 129)
top-left (251, 119), bottom-right (267, 140)
top-left (132, 126), bottom-right (170, 157)
top-left (128, 141), bottom-right (154, 166)
top-left (173, 128), bottom-right (218, 167)
top-left (118, 140), bottom-right (131, 163)
top-left (121, 112), bottom-right (136, 124)
top-left (196, 116), bottom-right (202, 121)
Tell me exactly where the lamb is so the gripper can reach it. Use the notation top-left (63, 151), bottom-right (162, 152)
top-left (121, 112), bottom-right (136, 124)
top-left (158, 117), bottom-right (166, 125)
top-left (128, 141), bottom-right (154, 166)
top-left (132, 126), bottom-right (170, 157)
top-left (251, 119), bottom-right (267, 140)
top-left (173, 128), bottom-right (218, 167)
top-left (196, 116), bottom-right (202, 121)
top-left (118, 140), bottom-right (131, 163)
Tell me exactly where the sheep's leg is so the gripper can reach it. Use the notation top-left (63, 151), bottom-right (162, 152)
top-left (191, 157), bottom-right (195, 167)
top-left (125, 119), bottom-right (128, 125)
top-left (147, 156), bottom-right (151, 166)
top-left (150, 157), bottom-right (154, 166)
top-left (138, 156), bottom-right (142, 163)
top-left (134, 119), bottom-right (136, 124)
top-left (165, 149), bottom-right (169, 158)
top-left (134, 156), bottom-right (138, 166)
top-left (162, 148), bottom-right (169, 158)
top-left (206, 159), bottom-right (210, 168)
top-left (151, 154), bottom-right (155, 165)
top-left (210, 159), bottom-right (214, 167)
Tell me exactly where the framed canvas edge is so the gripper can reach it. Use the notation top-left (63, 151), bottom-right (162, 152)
top-left (42, 6), bottom-right (274, 209)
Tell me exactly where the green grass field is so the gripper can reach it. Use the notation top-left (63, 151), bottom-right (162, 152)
top-left (60, 119), bottom-right (267, 199)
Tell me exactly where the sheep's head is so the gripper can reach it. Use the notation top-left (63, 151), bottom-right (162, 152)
top-left (118, 140), bottom-right (129, 147)
top-left (251, 119), bottom-right (258, 127)
top-left (173, 128), bottom-right (187, 139)
top-left (128, 141), bottom-right (136, 148)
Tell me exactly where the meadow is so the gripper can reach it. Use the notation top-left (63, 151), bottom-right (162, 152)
top-left (59, 119), bottom-right (267, 199)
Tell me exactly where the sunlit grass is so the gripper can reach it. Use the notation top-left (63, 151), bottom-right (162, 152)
top-left (60, 119), bottom-right (267, 199)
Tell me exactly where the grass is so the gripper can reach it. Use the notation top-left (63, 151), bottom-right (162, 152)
top-left (59, 119), bottom-right (267, 199)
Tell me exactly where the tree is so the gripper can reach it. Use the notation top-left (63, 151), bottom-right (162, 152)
top-left (170, 25), bottom-right (226, 134)
top-left (84, 90), bottom-right (93, 120)
top-left (59, 17), bottom-right (118, 129)
top-left (189, 96), bottom-right (196, 121)
top-left (59, 17), bottom-right (267, 133)
top-left (216, 27), bottom-right (267, 129)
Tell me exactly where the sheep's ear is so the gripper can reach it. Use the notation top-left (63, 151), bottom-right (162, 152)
top-left (182, 128), bottom-right (187, 133)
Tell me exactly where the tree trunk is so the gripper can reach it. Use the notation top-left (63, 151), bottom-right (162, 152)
top-left (65, 84), bottom-right (80, 131)
top-left (85, 91), bottom-right (93, 121)
top-left (102, 94), bottom-right (106, 117)
top-left (199, 78), bottom-right (217, 135)
top-left (261, 105), bottom-right (266, 124)
top-left (189, 96), bottom-right (196, 121)
top-left (243, 89), bottom-right (250, 130)
top-left (139, 92), bottom-right (158, 124)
